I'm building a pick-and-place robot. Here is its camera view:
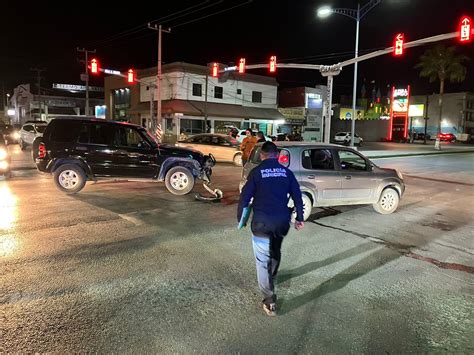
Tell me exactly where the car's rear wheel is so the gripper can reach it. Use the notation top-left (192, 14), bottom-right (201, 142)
top-left (165, 166), bottom-right (195, 195)
top-left (53, 164), bottom-right (87, 194)
top-left (233, 153), bottom-right (243, 166)
top-left (290, 193), bottom-right (313, 222)
top-left (373, 187), bottom-right (399, 214)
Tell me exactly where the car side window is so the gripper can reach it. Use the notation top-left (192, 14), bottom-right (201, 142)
top-left (23, 125), bottom-right (33, 132)
top-left (218, 137), bottom-right (232, 146)
top-left (51, 121), bottom-right (82, 143)
top-left (302, 149), bottom-right (334, 170)
top-left (115, 127), bottom-right (150, 148)
top-left (89, 124), bottom-right (114, 145)
top-left (338, 150), bottom-right (367, 171)
top-left (195, 136), bottom-right (211, 144)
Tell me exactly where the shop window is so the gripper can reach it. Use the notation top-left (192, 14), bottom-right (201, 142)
top-left (252, 91), bottom-right (262, 103)
top-left (214, 86), bottom-right (223, 99)
top-left (192, 83), bottom-right (202, 97)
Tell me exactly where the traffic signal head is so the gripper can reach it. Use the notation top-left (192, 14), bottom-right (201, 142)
top-left (394, 33), bottom-right (404, 56)
top-left (269, 55), bottom-right (277, 72)
top-left (211, 62), bottom-right (219, 77)
top-left (238, 58), bottom-right (245, 74)
top-left (459, 16), bottom-right (472, 43)
top-left (90, 58), bottom-right (99, 74)
top-left (127, 69), bottom-right (135, 83)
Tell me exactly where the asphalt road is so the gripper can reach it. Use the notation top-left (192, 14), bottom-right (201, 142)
top-left (1, 149), bottom-right (473, 353)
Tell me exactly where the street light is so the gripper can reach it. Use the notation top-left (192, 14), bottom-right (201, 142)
top-left (317, 0), bottom-right (382, 147)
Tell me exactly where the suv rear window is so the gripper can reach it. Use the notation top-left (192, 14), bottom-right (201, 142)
top-left (48, 120), bottom-right (82, 143)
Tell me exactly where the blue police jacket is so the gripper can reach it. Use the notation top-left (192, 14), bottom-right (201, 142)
top-left (238, 158), bottom-right (304, 238)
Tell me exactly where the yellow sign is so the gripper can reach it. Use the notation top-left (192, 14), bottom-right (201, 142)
top-left (408, 104), bottom-right (424, 117)
top-left (278, 107), bottom-right (305, 120)
top-left (339, 108), bottom-right (365, 120)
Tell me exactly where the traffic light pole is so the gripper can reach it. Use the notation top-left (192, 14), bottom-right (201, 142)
top-left (221, 29), bottom-right (467, 144)
top-left (77, 47), bottom-right (96, 116)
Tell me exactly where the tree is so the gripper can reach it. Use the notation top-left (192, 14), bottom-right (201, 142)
top-left (415, 45), bottom-right (469, 135)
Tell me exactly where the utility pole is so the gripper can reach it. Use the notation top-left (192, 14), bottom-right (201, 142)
top-left (204, 71), bottom-right (209, 132)
top-left (148, 24), bottom-right (170, 139)
top-left (77, 47), bottom-right (96, 116)
top-left (30, 67), bottom-right (46, 120)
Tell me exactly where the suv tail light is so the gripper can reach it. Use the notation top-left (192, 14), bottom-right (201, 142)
top-left (38, 143), bottom-right (46, 159)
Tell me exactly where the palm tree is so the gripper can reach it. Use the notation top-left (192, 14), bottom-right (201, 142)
top-left (415, 45), bottom-right (469, 135)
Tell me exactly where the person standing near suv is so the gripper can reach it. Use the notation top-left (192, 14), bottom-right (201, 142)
top-left (238, 142), bottom-right (304, 316)
top-left (240, 129), bottom-right (257, 166)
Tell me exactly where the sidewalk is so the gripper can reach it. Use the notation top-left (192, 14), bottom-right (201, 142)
top-left (358, 142), bottom-right (474, 159)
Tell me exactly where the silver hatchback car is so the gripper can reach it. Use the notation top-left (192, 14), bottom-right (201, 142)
top-left (240, 142), bottom-right (405, 221)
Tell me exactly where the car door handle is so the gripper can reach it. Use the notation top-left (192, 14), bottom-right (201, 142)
top-left (345, 175), bottom-right (352, 180)
top-left (307, 175), bottom-right (315, 179)
top-left (75, 146), bottom-right (88, 151)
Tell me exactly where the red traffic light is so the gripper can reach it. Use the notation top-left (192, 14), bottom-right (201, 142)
top-left (394, 33), bottom-right (404, 56)
top-left (459, 16), bottom-right (472, 43)
top-left (238, 58), bottom-right (245, 74)
top-left (90, 58), bottom-right (99, 74)
top-left (269, 55), bottom-right (277, 72)
top-left (211, 62), bottom-right (219, 77)
top-left (127, 69), bottom-right (135, 83)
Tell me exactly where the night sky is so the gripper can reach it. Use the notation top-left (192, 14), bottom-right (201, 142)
top-left (1, 0), bottom-right (473, 101)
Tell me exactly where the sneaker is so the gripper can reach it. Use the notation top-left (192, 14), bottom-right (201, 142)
top-left (262, 303), bottom-right (277, 317)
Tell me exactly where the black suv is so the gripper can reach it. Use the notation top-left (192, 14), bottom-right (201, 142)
top-left (35, 117), bottom-right (215, 195)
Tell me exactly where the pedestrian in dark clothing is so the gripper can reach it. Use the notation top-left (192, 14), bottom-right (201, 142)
top-left (237, 142), bottom-right (304, 316)
top-left (256, 131), bottom-right (266, 143)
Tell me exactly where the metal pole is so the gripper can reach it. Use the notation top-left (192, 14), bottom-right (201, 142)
top-left (150, 85), bottom-right (154, 130)
top-left (324, 75), bottom-right (334, 143)
top-left (85, 51), bottom-right (89, 116)
top-left (204, 72), bottom-right (208, 133)
top-left (350, 3), bottom-right (360, 148)
top-left (424, 95), bottom-right (429, 144)
top-left (157, 25), bottom-right (162, 135)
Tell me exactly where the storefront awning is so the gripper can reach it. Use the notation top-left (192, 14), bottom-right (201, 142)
top-left (129, 99), bottom-right (285, 121)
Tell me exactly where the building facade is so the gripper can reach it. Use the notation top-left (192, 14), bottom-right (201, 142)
top-left (278, 86), bottom-right (327, 141)
top-left (7, 84), bottom-right (104, 125)
top-left (104, 62), bottom-right (285, 142)
top-left (410, 92), bottom-right (474, 138)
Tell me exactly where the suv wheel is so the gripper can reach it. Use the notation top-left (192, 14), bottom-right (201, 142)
top-left (165, 166), bottom-right (195, 195)
top-left (373, 187), bottom-right (399, 214)
top-left (53, 164), bottom-right (87, 194)
top-left (233, 153), bottom-right (243, 166)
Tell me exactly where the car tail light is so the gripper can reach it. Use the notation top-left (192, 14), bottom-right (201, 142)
top-left (38, 143), bottom-right (46, 159)
top-left (278, 150), bottom-right (290, 167)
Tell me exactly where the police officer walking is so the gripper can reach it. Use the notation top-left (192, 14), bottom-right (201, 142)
top-left (238, 142), bottom-right (304, 316)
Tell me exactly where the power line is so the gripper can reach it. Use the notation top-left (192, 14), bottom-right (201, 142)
top-left (173, 0), bottom-right (253, 29)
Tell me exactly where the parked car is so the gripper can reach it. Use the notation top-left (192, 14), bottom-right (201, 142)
top-left (412, 132), bottom-right (430, 141)
top-left (35, 117), bottom-right (215, 195)
top-left (334, 132), bottom-right (363, 146)
top-left (438, 133), bottom-right (456, 142)
top-left (19, 121), bottom-right (48, 150)
top-left (176, 133), bottom-right (243, 166)
top-left (1, 124), bottom-right (21, 145)
top-left (236, 129), bottom-right (272, 143)
top-left (0, 138), bottom-right (12, 178)
top-left (240, 142), bottom-right (405, 221)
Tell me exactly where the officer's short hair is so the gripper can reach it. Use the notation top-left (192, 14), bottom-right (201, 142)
top-left (261, 142), bottom-right (278, 155)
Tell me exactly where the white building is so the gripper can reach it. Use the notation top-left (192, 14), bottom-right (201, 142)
top-left (105, 62), bottom-right (285, 142)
